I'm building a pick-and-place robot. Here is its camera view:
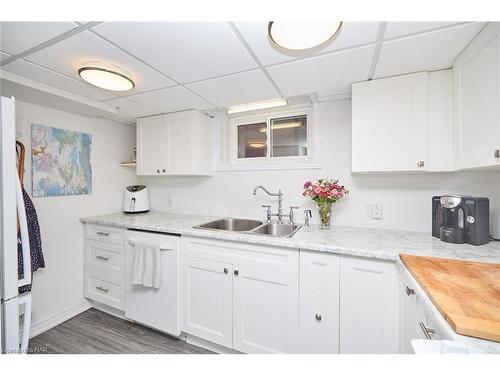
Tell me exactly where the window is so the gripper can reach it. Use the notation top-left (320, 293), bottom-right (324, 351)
top-left (237, 122), bottom-right (267, 158)
top-left (271, 115), bottom-right (307, 157)
top-left (235, 113), bottom-right (309, 160)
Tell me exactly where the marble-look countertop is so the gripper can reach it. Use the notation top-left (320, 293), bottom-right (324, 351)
top-left (80, 211), bottom-right (500, 264)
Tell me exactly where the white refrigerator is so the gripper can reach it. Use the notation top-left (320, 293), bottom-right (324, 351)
top-left (0, 96), bottom-right (32, 354)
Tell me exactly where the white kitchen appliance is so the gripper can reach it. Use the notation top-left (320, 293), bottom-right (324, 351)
top-left (1, 96), bottom-right (32, 354)
top-left (123, 185), bottom-right (149, 213)
top-left (125, 230), bottom-right (180, 336)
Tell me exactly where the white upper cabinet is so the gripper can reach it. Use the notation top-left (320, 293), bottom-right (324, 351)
top-left (136, 110), bottom-right (214, 176)
top-left (352, 72), bottom-right (429, 172)
top-left (453, 23), bottom-right (500, 169)
top-left (352, 71), bottom-right (454, 172)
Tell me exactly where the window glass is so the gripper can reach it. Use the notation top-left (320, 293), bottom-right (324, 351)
top-left (237, 122), bottom-right (267, 158)
top-left (270, 115), bottom-right (307, 157)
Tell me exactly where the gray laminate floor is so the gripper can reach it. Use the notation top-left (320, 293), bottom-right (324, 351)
top-left (28, 308), bottom-right (214, 354)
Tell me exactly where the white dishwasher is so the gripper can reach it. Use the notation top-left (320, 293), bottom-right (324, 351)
top-left (125, 230), bottom-right (181, 336)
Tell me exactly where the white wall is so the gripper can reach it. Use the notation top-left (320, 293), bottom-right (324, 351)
top-left (142, 100), bottom-right (500, 237)
top-left (15, 100), bottom-right (136, 327)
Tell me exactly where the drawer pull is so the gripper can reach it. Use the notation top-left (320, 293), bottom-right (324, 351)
top-left (315, 313), bottom-right (322, 321)
top-left (96, 286), bottom-right (109, 293)
top-left (234, 269), bottom-right (239, 276)
top-left (223, 268), bottom-right (228, 274)
top-left (419, 322), bottom-right (435, 340)
top-left (406, 286), bottom-right (415, 296)
top-left (96, 231), bottom-right (109, 236)
top-left (96, 255), bottom-right (109, 261)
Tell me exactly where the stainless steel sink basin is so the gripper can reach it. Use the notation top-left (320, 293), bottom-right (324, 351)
top-left (194, 218), bottom-right (302, 238)
top-left (251, 223), bottom-right (301, 238)
top-left (194, 218), bottom-right (263, 232)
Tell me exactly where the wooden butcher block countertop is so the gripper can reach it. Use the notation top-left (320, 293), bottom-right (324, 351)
top-left (400, 254), bottom-right (500, 342)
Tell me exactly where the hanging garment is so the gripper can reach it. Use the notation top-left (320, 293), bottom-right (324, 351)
top-left (18, 188), bottom-right (45, 294)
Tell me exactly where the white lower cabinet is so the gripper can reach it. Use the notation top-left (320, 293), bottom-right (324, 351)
top-left (180, 236), bottom-right (299, 353)
top-left (181, 256), bottom-right (233, 348)
top-left (299, 251), bottom-right (340, 354)
top-left (233, 266), bottom-right (299, 354)
top-left (84, 224), bottom-right (125, 310)
top-left (339, 255), bottom-right (401, 354)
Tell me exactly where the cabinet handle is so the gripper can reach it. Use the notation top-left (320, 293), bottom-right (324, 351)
top-left (96, 286), bottom-right (109, 293)
top-left (315, 313), bottom-right (322, 321)
top-left (96, 255), bottom-right (109, 261)
top-left (234, 270), bottom-right (239, 276)
top-left (157, 169), bottom-right (160, 173)
top-left (405, 286), bottom-right (415, 296)
top-left (96, 231), bottom-right (109, 236)
top-left (419, 322), bottom-right (435, 340)
top-left (417, 161), bottom-right (425, 168)
top-left (223, 268), bottom-right (228, 274)
top-left (495, 149), bottom-right (500, 158)
top-left (162, 168), bottom-right (166, 173)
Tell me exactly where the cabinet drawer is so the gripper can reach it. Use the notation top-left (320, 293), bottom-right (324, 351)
top-left (85, 240), bottom-right (123, 285)
top-left (85, 224), bottom-right (125, 245)
top-left (85, 277), bottom-right (123, 310)
top-left (181, 236), bottom-right (298, 275)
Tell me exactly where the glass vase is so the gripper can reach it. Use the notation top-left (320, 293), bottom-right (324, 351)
top-left (316, 201), bottom-right (333, 230)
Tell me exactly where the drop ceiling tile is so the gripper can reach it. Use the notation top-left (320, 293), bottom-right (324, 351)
top-left (185, 69), bottom-right (280, 107)
top-left (374, 22), bottom-right (485, 79)
top-left (0, 50), bottom-right (12, 62)
top-left (384, 22), bottom-right (466, 39)
top-left (0, 22), bottom-right (77, 55)
top-left (24, 31), bottom-right (176, 95)
top-left (126, 86), bottom-right (214, 113)
top-left (93, 22), bottom-right (257, 83)
top-left (2, 58), bottom-right (116, 101)
top-left (234, 22), bottom-right (380, 66)
top-left (267, 45), bottom-right (375, 97)
top-left (104, 97), bottom-right (160, 122)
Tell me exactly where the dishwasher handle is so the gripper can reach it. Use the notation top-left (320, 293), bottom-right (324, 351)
top-left (128, 238), bottom-right (175, 251)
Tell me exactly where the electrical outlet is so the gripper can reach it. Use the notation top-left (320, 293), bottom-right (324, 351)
top-left (372, 203), bottom-right (382, 219)
top-left (166, 196), bottom-right (175, 208)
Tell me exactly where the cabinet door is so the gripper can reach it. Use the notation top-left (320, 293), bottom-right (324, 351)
top-left (454, 23), bottom-right (500, 169)
top-left (181, 256), bottom-right (233, 348)
top-left (299, 251), bottom-right (340, 354)
top-left (163, 111), bottom-right (192, 175)
top-left (352, 72), bottom-right (428, 172)
top-left (136, 115), bottom-right (162, 175)
top-left (402, 278), bottom-right (427, 353)
top-left (232, 266), bottom-right (299, 354)
top-left (339, 256), bottom-right (400, 354)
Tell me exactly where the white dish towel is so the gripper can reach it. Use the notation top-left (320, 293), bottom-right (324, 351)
top-left (132, 242), bottom-right (161, 288)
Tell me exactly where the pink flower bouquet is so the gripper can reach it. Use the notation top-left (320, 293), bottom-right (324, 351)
top-left (302, 178), bottom-right (349, 229)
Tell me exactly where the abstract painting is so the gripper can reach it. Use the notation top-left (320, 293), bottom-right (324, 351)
top-left (32, 124), bottom-right (92, 197)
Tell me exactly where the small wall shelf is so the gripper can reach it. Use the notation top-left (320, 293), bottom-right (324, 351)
top-left (120, 162), bottom-right (137, 167)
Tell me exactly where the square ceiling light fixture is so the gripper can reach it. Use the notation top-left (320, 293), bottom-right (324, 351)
top-left (227, 98), bottom-right (288, 114)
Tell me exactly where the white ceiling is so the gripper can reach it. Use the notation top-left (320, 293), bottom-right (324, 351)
top-left (0, 21), bottom-right (487, 124)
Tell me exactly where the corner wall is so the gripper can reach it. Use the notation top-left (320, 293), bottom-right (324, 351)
top-left (14, 100), bottom-right (136, 329)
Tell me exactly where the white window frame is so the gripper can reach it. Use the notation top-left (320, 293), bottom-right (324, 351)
top-left (224, 104), bottom-right (319, 171)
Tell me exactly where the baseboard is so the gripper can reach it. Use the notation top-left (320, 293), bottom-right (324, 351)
top-left (91, 301), bottom-right (126, 320)
top-left (29, 300), bottom-right (92, 338)
top-left (186, 334), bottom-right (242, 354)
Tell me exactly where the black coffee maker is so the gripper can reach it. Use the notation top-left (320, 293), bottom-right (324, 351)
top-left (432, 195), bottom-right (490, 245)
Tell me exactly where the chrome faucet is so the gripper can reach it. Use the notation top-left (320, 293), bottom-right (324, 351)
top-left (253, 185), bottom-right (298, 224)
